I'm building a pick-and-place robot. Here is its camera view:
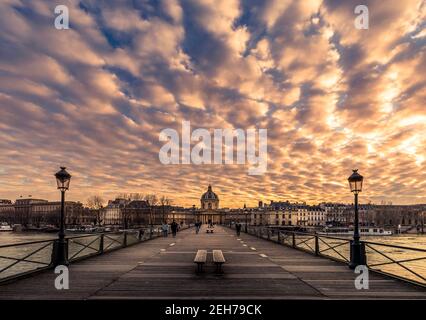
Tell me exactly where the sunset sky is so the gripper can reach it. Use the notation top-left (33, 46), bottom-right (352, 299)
top-left (0, 0), bottom-right (425, 208)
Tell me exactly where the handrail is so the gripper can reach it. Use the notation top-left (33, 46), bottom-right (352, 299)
top-left (0, 227), bottom-right (161, 247)
top-left (361, 240), bottom-right (426, 252)
top-left (0, 239), bottom-right (55, 249)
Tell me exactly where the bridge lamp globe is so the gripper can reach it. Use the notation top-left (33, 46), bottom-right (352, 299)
top-left (55, 167), bottom-right (71, 191)
top-left (348, 169), bottom-right (363, 194)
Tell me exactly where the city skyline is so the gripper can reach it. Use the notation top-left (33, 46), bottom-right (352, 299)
top-left (2, 183), bottom-right (425, 209)
top-left (1, 1), bottom-right (425, 208)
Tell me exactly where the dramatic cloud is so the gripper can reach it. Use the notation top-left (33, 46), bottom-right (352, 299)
top-left (0, 0), bottom-right (425, 207)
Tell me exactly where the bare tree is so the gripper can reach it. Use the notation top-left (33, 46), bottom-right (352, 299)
top-left (116, 193), bottom-right (145, 201)
top-left (130, 193), bottom-right (145, 200)
top-left (143, 194), bottom-right (158, 226)
top-left (160, 196), bottom-right (172, 222)
top-left (115, 193), bottom-right (129, 200)
top-left (87, 195), bottom-right (105, 226)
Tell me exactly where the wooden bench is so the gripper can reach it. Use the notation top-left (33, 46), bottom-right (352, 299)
top-left (206, 228), bottom-right (214, 233)
top-left (194, 250), bottom-right (207, 272)
top-left (212, 250), bottom-right (225, 273)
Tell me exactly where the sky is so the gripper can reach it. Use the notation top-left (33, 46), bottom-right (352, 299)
top-left (0, 0), bottom-right (425, 208)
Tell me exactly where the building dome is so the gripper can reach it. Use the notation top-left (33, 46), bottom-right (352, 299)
top-left (201, 185), bottom-right (218, 200)
top-left (200, 185), bottom-right (219, 210)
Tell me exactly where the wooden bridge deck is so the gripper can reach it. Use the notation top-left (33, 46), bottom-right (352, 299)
top-left (0, 226), bottom-right (425, 299)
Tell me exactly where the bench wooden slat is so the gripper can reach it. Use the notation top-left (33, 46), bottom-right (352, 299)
top-left (194, 250), bottom-right (207, 263)
top-left (212, 250), bottom-right (225, 263)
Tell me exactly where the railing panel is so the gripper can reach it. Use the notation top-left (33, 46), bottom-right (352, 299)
top-left (126, 231), bottom-right (140, 245)
top-left (0, 241), bottom-right (53, 281)
top-left (279, 232), bottom-right (293, 246)
top-left (103, 233), bottom-right (124, 252)
top-left (317, 237), bottom-right (350, 263)
top-left (140, 229), bottom-right (150, 241)
top-left (68, 235), bottom-right (100, 261)
top-left (294, 233), bottom-right (316, 254)
top-left (364, 242), bottom-right (426, 285)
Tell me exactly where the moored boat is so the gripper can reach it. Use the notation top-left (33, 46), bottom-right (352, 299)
top-left (0, 222), bottom-right (13, 231)
top-left (319, 227), bottom-right (392, 236)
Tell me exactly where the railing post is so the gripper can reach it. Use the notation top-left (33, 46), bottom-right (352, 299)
top-left (138, 229), bottom-right (143, 241)
top-left (349, 240), bottom-right (367, 268)
top-left (315, 233), bottom-right (319, 256)
top-left (123, 231), bottom-right (127, 247)
top-left (278, 231), bottom-right (281, 244)
top-left (51, 238), bottom-right (69, 267)
top-left (292, 233), bottom-right (296, 248)
top-left (99, 234), bottom-right (104, 254)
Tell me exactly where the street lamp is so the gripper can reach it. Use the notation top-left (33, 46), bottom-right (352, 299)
top-left (348, 169), bottom-right (366, 269)
top-left (52, 166), bottom-right (71, 266)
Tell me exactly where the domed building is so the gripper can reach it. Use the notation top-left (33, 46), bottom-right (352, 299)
top-left (200, 185), bottom-right (219, 210)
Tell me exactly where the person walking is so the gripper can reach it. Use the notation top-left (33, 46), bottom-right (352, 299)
top-left (171, 220), bottom-right (178, 238)
top-left (236, 223), bottom-right (241, 236)
top-left (195, 221), bottom-right (201, 234)
top-left (162, 222), bottom-right (169, 237)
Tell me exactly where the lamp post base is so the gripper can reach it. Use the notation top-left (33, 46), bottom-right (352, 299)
top-left (51, 239), bottom-right (69, 266)
top-left (349, 240), bottom-right (366, 269)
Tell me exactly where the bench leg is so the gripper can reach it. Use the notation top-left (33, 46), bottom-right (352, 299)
top-left (196, 263), bottom-right (204, 273)
top-left (215, 263), bottom-right (223, 274)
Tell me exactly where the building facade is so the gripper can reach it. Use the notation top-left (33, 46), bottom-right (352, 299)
top-left (0, 198), bottom-right (89, 227)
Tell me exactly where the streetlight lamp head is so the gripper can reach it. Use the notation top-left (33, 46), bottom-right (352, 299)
top-left (348, 169), bottom-right (363, 194)
top-left (55, 166), bottom-right (71, 191)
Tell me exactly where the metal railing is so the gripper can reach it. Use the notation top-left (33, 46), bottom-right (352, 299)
top-left (239, 225), bottom-right (426, 287)
top-left (0, 225), bottom-right (190, 284)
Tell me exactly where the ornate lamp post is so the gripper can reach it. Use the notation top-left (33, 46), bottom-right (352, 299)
top-left (52, 166), bottom-right (71, 266)
top-left (348, 169), bottom-right (366, 269)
